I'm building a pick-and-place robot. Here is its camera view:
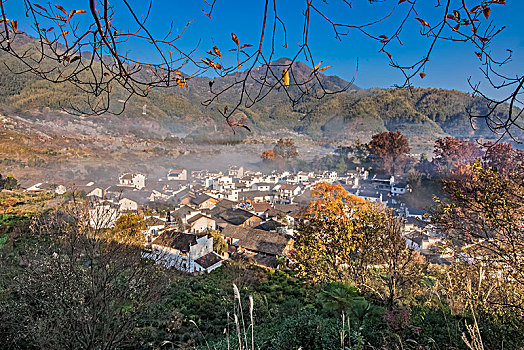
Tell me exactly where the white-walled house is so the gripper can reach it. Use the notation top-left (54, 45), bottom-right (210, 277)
top-left (119, 197), bottom-right (138, 211)
top-left (54, 184), bottom-right (67, 195)
top-left (187, 214), bottom-right (216, 233)
top-left (24, 182), bottom-right (67, 194)
top-left (221, 188), bottom-right (241, 202)
top-left (88, 201), bottom-right (120, 228)
top-left (406, 207), bottom-right (428, 219)
top-left (250, 182), bottom-right (274, 191)
top-left (168, 169), bottom-right (187, 181)
top-left (144, 216), bottom-right (166, 242)
top-left (228, 166), bottom-right (244, 179)
top-left (87, 187), bottom-right (103, 198)
top-left (405, 233), bottom-right (442, 251)
top-left (212, 176), bottom-right (234, 191)
top-left (150, 231), bottom-right (223, 273)
top-left (297, 172), bottom-right (313, 183)
top-left (322, 171), bottom-right (338, 182)
top-left (275, 184), bottom-right (302, 197)
top-left (356, 189), bottom-right (383, 203)
top-left (119, 173), bottom-right (146, 190)
top-left (392, 183), bottom-right (407, 195)
top-left (372, 174), bottom-right (395, 186)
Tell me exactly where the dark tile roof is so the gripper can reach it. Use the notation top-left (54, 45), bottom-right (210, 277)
top-left (191, 194), bottom-right (217, 206)
top-left (153, 232), bottom-right (197, 252)
top-left (252, 202), bottom-right (271, 213)
top-left (187, 213), bottom-right (214, 224)
top-left (173, 205), bottom-right (197, 218)
top-left (372, 175), bottom-right (393, 181)
top-left (273, 204), bottom-right (301, 217)
top-left (253, 182), bottom-right (274, 187)
top-left (408, 208), bottom-right (428, 216)
top-left (255, 219), bottom-right (285, 232)
top-left (106, 185), bottom-right (133, 194)
top-left (406, 234), bottom-right (425, 246)
top-left (144, 216), bottom-right (166, 226)
top-left (171, 188), bottom-right (191, 203)
top-left (207, 205), bottom-right (228, 218)
top-left (278, 184), bottom-right (299, 191)
top-left (216, 198), bottom-right (237, 208)
top-left (221, 225), bottom-right (291, 256)
top-left (195, 252), bottom-right (223, 269)
top-left (252, 254), bottom-right (278, 268)
top-left (211, 208), bottom-right (258, 226)
top-left (293, 189), bottom-right (312, 205)
top-left (239, 190), bottom-right (275, 200)
top-left (191, 184), bottom-right (205, 192)
top-left (264, 207), bottom-right (288, 219)
top-left (424, 253), bottom-right (452, 266)
top-left (405, 217), bottom-right (426, 227)
top-left (358, 190), bottom-right (381, 198)
top-left (115, 191), bottom-right (150, 204)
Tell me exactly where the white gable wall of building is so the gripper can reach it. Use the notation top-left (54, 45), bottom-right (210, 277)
top-left (151, 234), bottom-right (214, 273)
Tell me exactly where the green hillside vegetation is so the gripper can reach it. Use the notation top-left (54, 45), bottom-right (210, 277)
top-left (0, 36), bottom-right (520, 142)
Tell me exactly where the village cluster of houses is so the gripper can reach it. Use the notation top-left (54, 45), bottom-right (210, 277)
top-left (22, 165), bottom-right (449, 273)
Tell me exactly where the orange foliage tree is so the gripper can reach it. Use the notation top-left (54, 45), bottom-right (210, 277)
top-left (260, 149), bottom-right (275, 162)
top-left (294, 182), bottom-right (368, 282)
top-left (295, 182), bottom-right (425, 308)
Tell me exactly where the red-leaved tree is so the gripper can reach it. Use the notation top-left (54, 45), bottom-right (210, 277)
top-left (432, 137), bottom-right (483, 175)
top-left (369, 131), bottom-right (411, 175)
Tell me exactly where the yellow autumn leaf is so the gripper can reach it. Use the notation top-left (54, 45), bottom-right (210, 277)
top-left (176, 78), bottom-right (188, 88)
top-left (282, 68), bottom-right (290, 87)
top-left (312, 61), bottom-right (323, 73)
top-left (69, 10), bottom-right (86, 19)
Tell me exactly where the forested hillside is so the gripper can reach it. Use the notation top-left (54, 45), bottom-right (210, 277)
top-left (0, 36), bottom-right (519, 142)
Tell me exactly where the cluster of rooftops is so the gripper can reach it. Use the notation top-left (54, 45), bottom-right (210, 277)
top-left (22, 165), bottom-right (452, 271)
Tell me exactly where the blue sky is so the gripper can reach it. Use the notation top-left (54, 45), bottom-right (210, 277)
top-left (6, 1), bottom-right (524, 99)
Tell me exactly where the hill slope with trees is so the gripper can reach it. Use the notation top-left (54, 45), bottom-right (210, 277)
top-left (0, 43), bottom-right (519, 142)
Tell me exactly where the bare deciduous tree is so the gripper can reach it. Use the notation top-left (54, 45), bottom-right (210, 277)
top-left (0, 199), bottom-right (173, 349)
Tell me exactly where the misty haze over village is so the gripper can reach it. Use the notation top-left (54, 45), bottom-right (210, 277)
top-left (1, 1), bottom-right (523, 349)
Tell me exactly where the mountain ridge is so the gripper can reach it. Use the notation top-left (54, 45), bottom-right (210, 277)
top-left (0, 32), bottom-right (520, 142)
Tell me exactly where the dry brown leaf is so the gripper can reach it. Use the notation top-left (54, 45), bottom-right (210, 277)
top-left (415, 18), bottom-right (429, 27)
top-left (483, 7), bottom-right (491, 19)
top-left (54, 4), bottom-right (67, 15)
top-left (231, 33), bottom-right (239, 46)
top-left (34, 4), bottom-right (48, 12)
